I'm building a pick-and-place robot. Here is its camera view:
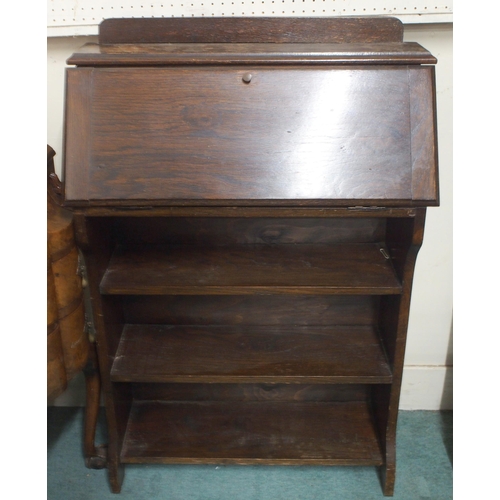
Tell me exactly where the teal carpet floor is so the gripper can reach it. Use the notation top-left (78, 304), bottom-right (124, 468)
top-left (47, 408), bottom-right (452, 500)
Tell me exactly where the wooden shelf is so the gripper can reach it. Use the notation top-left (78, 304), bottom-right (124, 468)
top-left (120, 400), bottom-right (384, 465)
top-left (100, 243), bottom-right (401, 295)
top-left (111, 324), bottom-right (392, 384)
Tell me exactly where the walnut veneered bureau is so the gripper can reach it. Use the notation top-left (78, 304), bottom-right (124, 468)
top-left (58, 16), bottom-right (439, 496)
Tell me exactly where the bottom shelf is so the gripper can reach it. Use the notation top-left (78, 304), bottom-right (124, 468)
top-left (121, 400), bottom-right (383, 465)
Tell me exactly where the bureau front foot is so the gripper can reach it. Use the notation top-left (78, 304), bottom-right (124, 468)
top-left (380, 463), bottom-right (396, 496)
top-left (108, 462), bottom-right (125, 494)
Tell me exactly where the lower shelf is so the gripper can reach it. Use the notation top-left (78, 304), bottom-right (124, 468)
top-left (120, 400), bottom-right (384, 465)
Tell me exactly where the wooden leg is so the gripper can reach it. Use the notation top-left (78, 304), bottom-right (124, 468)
top-left (380, 463), bottom-right (396, 496)
top-left (109, 462), bottom-right (125, 493)
top-left (83, 337), bottom-right (125, 493)
top-left (83, 343), bottom-right (108, 470)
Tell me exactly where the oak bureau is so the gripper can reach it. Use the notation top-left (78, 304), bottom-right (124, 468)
top-left (57, 16), bottom-right (439, 495)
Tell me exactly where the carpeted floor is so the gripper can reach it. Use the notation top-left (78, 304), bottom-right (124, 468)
top-left (47, 407), bottom-right (452, 500)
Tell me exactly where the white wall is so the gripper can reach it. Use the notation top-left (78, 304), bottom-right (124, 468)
top-left (400, 23), bottom-right (453, 409)
top-left (47, 23), bottom-right (453, 410)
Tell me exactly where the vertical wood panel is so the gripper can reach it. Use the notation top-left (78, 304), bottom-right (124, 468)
top-left (409, 66), bottom-right (439, 202)
top-left (64, 68), bottom-right (92, 201)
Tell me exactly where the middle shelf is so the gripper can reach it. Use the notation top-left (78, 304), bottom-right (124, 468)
top-left (110, 324), bottom-right (392, 384)
top-left (100, 243), bottom-right (402, 295)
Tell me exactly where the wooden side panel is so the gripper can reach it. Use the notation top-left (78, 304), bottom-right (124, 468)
top-left (410, 66), bottom-right (439, 203)
top-left (373, 209), bottom-right (427, 495)
top-left (99, 17), bottom-right (404, 44)
top-left (72, 216), bottom-right (130, 492)
top-left (64, 68), bottom-right (92, 202)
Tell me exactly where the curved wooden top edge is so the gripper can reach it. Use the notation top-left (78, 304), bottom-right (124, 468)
top-left (99, 16), bottom-right (404, 45)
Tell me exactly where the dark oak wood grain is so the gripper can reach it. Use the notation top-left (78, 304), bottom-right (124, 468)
top-left (63, 65), bottom-right (437, 207)
top-left (68, 42), bottom-right (436, 66)
top-left (111, 324), bottom-right (392, 384)
top-left (409, 68), bottom-right (440, 202)
top-left (62, 17), bottom-right (439, 496)
top-left (63, 69), bottom-right (92, 202)
top-left (132, 383), bottom-right (369, 403)
top-left (71, 215), bottom-right (130, 492)
top-left (374, 209), bottom-right (427, 495)
top-left (113, 217), bottom-right (386, 246)
top-left (99, 17), bottom-right (404, 44)
top-left (70, 207), bottom-right (419, 217)
top-left (121, 400), bottom-right (384, 465)
top-left (122, 295), bottom-right (379, 326)
top-left (100, 243), bottom-right (402, 295)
